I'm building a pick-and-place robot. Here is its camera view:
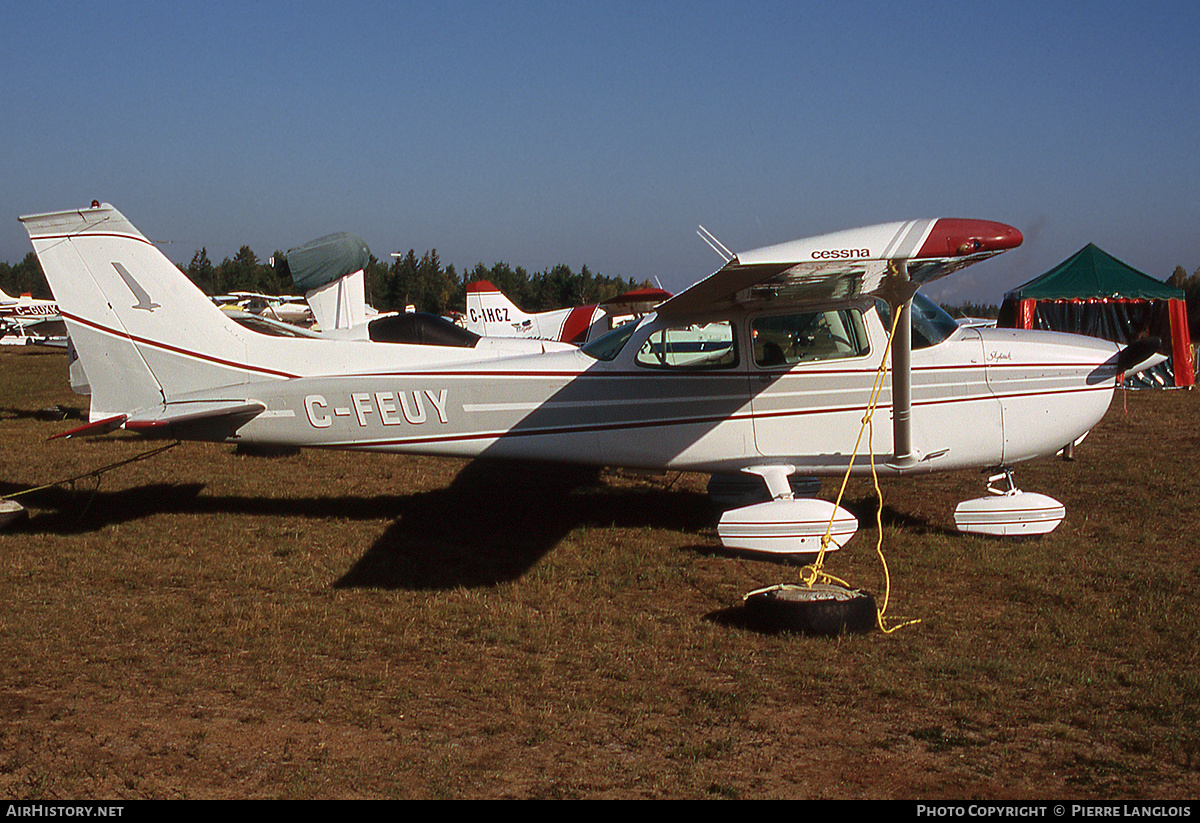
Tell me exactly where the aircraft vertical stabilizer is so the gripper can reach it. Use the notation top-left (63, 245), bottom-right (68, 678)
top-left (306, 268), bottom-right (368, 332)
top-left (19, 203), bottom-right (256, 421)
top-left (464, 280), bottom-right (540, 338)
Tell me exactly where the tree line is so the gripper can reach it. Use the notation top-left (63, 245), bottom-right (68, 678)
top-left (181, 246), bottom-right (653, 317)
top-left (936, 301), bottom-right (1001, 320)
top-left (0, 253), bottom-right (50, 300)
top-left (1169, 265), bottom-right (1200, 333)
top-left (0, 245), bottom-right (652, 317)
top-left (0, 246), bottom-right (1012, 319)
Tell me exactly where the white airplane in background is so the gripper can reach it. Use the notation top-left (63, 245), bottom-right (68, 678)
top-left (463, 280), bottom-right (672, 345)
top-left (214, 292), bottom-right (314, 326)
top-left (0, 287), bottom-right (66, 345)
top-left (20, 203), bottom-right (1158, 561)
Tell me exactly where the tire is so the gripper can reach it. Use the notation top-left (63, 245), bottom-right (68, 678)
top-left (743, 584), bottom-right (876, 636)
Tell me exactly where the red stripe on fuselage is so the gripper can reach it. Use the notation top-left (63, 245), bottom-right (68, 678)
top-left (305, 380), bottom-right (1111, 451)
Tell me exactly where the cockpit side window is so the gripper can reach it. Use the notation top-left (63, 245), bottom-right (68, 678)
top-left (634, 321), bottom-right (738, 369)
top-left (751, 309), bottom-right (869, 367)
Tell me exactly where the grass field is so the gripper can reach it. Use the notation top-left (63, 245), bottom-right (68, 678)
top-left (1, 345), bottom-right (1198, 799)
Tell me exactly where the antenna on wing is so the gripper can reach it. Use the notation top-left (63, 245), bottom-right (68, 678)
top-left (696, 225), bottom-right (734, 263)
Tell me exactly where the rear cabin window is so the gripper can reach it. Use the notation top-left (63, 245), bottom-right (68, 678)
top-left (751, 309), bottom-right (869, 367)
top-left (634, 321), bottom-right (737, 369)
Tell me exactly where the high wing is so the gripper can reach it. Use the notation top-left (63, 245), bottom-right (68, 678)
top-left (598, 286), bottom-right (672, 311)
top-left (656, 217), bottom-right (1023, 471)
top-left (658, 219), bottom-right (1023, 319)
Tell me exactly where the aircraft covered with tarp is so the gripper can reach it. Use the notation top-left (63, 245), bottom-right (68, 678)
top-left (274, 232), bottom-right (372, 333)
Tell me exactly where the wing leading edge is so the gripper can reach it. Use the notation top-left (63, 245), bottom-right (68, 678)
top-left (658, 218), bottom-right (1022, 319)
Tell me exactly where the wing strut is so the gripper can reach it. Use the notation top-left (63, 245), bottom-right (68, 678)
top-left (879, 260), bottom-right (917, 470)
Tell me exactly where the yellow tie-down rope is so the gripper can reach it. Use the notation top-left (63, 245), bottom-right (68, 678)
top-left (6, 441), bottom-right (180, 520)
top-left (798, 308), bottom-right (921, 634)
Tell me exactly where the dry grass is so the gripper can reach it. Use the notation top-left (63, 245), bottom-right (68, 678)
top-left (1, 345), bottom-right (1197, 799)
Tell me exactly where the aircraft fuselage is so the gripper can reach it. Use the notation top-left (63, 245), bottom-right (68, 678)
top-left (204, 299), bottom-right (1118, 475)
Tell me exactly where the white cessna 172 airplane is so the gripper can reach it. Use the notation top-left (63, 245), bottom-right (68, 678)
top-left (20, 203), bottom-right (1153, 554)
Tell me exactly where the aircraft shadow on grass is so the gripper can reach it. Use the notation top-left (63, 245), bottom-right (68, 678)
top-left (0, 481), bottom-right (212, 533)
top-left (334, 459), bottom-right (716, 590)
top-left (0, 405), bottom-right (86, 423)
top-left (1, 458), bottom-right (721, 589)
top-left (839, 496), bottom-right (957, 537)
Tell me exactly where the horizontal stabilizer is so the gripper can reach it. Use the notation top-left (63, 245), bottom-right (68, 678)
top-left (124, 400), bottom-right (266, 435)
top-left (50, 415), bottom-right (128, 440)
top-left (53, 401), bottom-right (265, 441)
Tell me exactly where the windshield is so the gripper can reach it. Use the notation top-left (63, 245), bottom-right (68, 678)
top-left (581, 318), bottom-right (641, 361)
top-left (875, 292), bottom-right (960, 349)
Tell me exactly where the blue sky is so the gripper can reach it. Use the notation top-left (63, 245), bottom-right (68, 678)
top-left (3, 0), bottom-right (1198, 305)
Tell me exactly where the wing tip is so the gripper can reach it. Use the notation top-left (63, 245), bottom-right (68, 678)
top-left (917, 219), bottom-right (1023, 258)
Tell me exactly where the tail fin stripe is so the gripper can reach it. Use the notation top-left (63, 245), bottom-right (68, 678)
top-left (29, 231), bottom-right (154, 247)
top-left (60, 310), bottom-right (300, 380)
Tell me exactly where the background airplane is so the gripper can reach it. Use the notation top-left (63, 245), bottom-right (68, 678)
top-left (273, 232), bottom-right (374, 334)
top-left (214, 292), bottom-right (314, 327)
top-left (0, 287), bottom-right (66, 345)
top-left (463, 280), bottom-right (671, 345)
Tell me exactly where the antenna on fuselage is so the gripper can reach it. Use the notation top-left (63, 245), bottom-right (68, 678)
top-left (696, 225), bottom-right (734, 263)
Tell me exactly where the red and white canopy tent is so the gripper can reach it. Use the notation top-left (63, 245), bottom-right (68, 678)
top-left (998, 243), bottom-right (1193, 388)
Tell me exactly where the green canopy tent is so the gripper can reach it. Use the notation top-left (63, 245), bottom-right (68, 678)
top-left (998, 244), bottom-right (1193, 388)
